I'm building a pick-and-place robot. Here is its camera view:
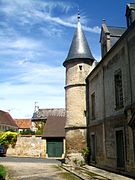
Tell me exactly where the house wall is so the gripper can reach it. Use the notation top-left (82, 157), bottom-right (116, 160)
top-left (128, 33), bottom-right (135, 103)
top-left (87, 21), bottom-right (135, 177)
top-left (0, 124), bottom-right (18, 132)
top-left (7, 135), bottom-right (46, 158)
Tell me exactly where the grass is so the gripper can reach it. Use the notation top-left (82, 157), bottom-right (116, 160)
top-left (75, 166), bottom-right (97, 177)
top-left (0, 165), bottom-right (6, 179)
top-left (54, 165), bottom-right (81, 180)
top-left (59, 171), bottom-right (81, 180)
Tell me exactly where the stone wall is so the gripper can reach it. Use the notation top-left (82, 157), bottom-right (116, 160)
top-left (87, 16), bottom-right (135, 177)
top-left (7, 135), bottom-right (46, 158)
top-left (65, 61), bottom-right (93, 156)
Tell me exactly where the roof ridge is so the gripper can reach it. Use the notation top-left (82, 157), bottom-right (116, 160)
top-left (107, 25), bottom-right (126, 29)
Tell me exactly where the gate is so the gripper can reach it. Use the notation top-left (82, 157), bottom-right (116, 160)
top-left (47, 138), bottom-right (63, 157)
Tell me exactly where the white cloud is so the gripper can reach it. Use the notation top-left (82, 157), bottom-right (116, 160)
top-left (0, 0), bottom-right (100, 118)
top-left (30, 9), bottom-right (101, 33)
top-left (0, 0), bottom-right (100, 34)
top-left (0, 37), bottom-right (42, 50)
top-left (0, 62), bottom-right (65, 118)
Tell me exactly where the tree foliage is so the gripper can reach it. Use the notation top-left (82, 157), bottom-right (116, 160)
top-left (0, 131), bottom-right (18, 148)
top-left (20, 129), bottom-right (35, 135)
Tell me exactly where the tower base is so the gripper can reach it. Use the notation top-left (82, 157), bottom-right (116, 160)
top-left (65, 128), bottom-right (87, 165)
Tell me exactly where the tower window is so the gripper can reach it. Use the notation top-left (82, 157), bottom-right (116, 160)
top-left (114, 69), bottom-right (124, 109)
top-left (79, 65), bottom-right (82, 70)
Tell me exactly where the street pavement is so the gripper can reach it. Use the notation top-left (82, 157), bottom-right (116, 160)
top-left (0, 157), bottom-right (80, 180)
top-left (0, 157), bottom-right (134, 180)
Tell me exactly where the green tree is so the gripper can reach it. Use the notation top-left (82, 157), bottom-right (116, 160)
top-left (20, 129), bottom-right (35, 135)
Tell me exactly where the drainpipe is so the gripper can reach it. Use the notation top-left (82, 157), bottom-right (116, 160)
top-left (126, 41), bottom-right (133, 108)
top-left (86, 79), bottom-right (90, 146)
top-left (102, 65), bottom-right (107, 159)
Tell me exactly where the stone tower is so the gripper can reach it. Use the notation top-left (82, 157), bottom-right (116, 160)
top-left (63, 13), bottom-right (95, 160)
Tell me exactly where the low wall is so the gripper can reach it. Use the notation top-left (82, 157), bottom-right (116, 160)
top-left (7, 135), bottom-right (46, 158)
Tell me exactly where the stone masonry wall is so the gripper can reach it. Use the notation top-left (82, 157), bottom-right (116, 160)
top-left (65, 61), bottom-right (92, 156)
top-left (7, 135), bottom-right (46, 158)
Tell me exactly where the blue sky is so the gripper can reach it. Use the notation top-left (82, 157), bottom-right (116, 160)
top-left (0, 0), bottom-right (134, 118)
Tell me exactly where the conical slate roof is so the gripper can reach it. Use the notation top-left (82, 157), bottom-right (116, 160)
top-left (63, 15), bottom-right (94, 67)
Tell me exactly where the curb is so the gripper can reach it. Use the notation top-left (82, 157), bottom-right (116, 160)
top-left (60, 165), bottom-right (85, 180)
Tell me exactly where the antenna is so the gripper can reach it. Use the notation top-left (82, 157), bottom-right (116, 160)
top-left (34, 102), bottom-right (38, 112)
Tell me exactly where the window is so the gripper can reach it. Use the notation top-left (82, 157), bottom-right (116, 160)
top-left (114, 69), bottom-right (123, 109)
top-left (91, 92), bottom-right (95, 119)
top-left (79, 65), bottom-right (82, 70)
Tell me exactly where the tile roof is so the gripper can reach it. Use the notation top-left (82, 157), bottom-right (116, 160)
top-left (107, 26), bottom-right (126, 48)
top-left (15, 119), bottom-right (32, 129)
top-left (42, 115), bottom-right (66, 138)
top-left (0, 110), bottom-right (18, 127)
top-left (32, 108), bottom-right (65, 120)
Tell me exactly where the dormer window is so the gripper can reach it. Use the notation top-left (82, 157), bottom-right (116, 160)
top-left (126, 4), bottom-right (135, 27)
top-left (128, 14), bottom-right (132, 27)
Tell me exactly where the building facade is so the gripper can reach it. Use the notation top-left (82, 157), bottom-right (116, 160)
top-left (32, 108), bottom-right (65, 134)
top-left (42, 115), bottom-right (66, 159)
top-left (15, 119), bottom-right (32, 132)
top-left (86, 3), bottom-right (135, 176)
top-left (0, 110), bottom-right (18, 132)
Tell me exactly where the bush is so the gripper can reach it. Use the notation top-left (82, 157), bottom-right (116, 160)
top-left (0, 131), bottom-right (18, 148)
top-left (20, 129), bottom-right (35, 135)
top-left (0, 165), bottom-right (6, 179)
top-left (82, 147), bottom-right (90, 164)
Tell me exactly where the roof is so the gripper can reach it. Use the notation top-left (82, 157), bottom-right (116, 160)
top-left (107, 26), bottom-right (126, 37)
top-left (15, 119), bottom-right (32, 129)
top-left (87, 15), bottom-right (135, 81)
top-left (63, 16), bottom-right (94, 66)
top-left (32, 108), bottom-right (65, 120)
top-left (0, 110), bottom-right (18, 127)
top-left (42, 115), bottom-right (66, 138)
top-left (107, 26), bottom-right (126, 47)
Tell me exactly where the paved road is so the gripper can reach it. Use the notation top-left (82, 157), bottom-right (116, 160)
top-left (0, 157), bottom-right (79, 180)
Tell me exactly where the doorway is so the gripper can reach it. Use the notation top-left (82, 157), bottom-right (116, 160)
top-left (116, 130), bottom-right (125, 169)
top-left (91, 134), bottom-right (96, 162)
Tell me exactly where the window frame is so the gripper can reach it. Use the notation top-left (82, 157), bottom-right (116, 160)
top-left (114, 69), bottom-right (124, 110)
top-left (91, 92), bottom-right (96, 120)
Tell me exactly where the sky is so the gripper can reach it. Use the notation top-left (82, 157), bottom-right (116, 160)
top-left (0, 0), bottom-right (134, 118)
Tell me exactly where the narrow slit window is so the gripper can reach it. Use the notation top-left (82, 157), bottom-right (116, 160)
top-left (79, 65), bottom-right (82, 70)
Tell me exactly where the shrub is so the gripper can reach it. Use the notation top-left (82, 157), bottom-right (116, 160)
top-left (82, 147), bottom-right (90, 164)
top-left (20, 129), bottom-right (35, 135)
top-left (0, 165), bottom-right (6, 179)
top-left (0, 131), bottom-right (18, 148)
